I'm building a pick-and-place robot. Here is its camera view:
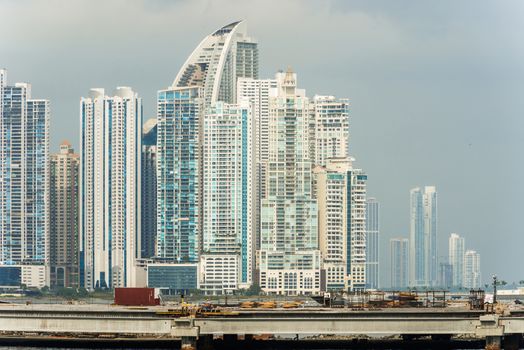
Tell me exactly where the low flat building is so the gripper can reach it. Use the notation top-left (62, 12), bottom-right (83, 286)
top-left (199, 255), bottom-right (239, 295)
top-left (146, 263), bottom-right (198, 295)
top-left (0, 265), bottom-right (47, 289)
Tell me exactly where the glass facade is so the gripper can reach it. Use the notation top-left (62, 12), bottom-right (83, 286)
top-left (147, 264), bottom-right (198, 293)
top-left (156, 87), bottom-right (202, 263)
top-left (409, 186), bottom-right (437, 287)
top-left (201, 101), bottom-right (254, 289)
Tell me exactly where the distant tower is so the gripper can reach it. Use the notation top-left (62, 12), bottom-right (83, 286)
top-left (80, 87), bottom-right (142, 290)
top-left (438, 262), bottom-right (453, 289)
top-left (464, 250), bottom-right (481, 289)
top-left (449, 233), bottom-right (465, 288)
top-left (50, 142), bottom-right (79, 288)
top-left (409, 186), bottom-right (437, 287)
top-left (141, 119), bottom-right (157, 259)
top-left (390, 238), bottom-right (409, 289)
top-left (0, 69), bottom-right (50, 288)
top-left (366, 198), bottom-right (379, 289)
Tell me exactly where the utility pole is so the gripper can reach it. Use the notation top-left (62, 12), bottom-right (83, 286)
top-left (492, 275), bottom-right (498, 304)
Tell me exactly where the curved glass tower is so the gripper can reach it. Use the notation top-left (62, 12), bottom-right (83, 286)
top-left (172, 21), bottom-right (258, 107)
top-left (156, 21), bottom-right (258, 269)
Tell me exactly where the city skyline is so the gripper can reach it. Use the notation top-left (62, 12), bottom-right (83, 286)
top-left (1, 0), bottom-right (523, 284)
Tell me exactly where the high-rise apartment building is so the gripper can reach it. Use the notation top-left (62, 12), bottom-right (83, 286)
top-left (237, 78), bottom-right (277, 252)
top-left (50, 142), bottom-right (79, 288)
top-left (0, 69), bottom-right (49, 288)
top-left (199, 101), bottom-right (255, 294)
top-left (449, 233), bottom-right (465, 288)
top-left (390, 238), bottom-right (409, 289)
top-left (80, 87), bottom-right (142, 289)
top-left (315, 158), bottom-right (367, 291)
top-left (409, 186), bottom-right (437, 287)
top-left (366, 198), bottom-right (379, 289)
top-left (257, 70), bottom-right (322, 295)
top-left (156, 87), bottom-right (202, 263)
top-left (141, 119), bottom-right (157, 259)
top-left (310, 95), bottom-right (350, 166)
top-left (464, 250), bottom-right (481, 289)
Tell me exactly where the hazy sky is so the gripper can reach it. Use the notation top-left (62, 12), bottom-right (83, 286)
top-left (2, 0), bottom-right (523, 286)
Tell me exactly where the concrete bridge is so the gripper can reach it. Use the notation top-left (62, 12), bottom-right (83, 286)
top-left (0, 304), bottom-right (523, 349)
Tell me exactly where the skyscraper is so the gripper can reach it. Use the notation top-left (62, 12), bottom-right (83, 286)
top-left (257, 70), bottom-right (322, 295)
top-left (141, 119), bottom-right (157, 259)
top-left (0, 69), bottom-right (49, 288)
top-left (449, 233), bottom-right (465, 288)
top-left (156, 87), bottom-right (202, 263)
top-left (464, 250), bottom-right (481, 289)
top-left (390, 238), bottom-right (409, 289)
top-left (50, 142), bottom-right (79, 288)
top-left (409, 186), bottom-right (437, 287)
top-left (310, 95), bottom-right (350, 166)
top-left (80, 87), bottom-right (142, 289)
top-left (315, 158), bottom-right (367, 291)
top-left (171, 21), bottom-right (258, 107)
top-left (199, 100), bottom-right (255, 294)
top-left (237, 77), bottom-right (277, 252)
top-left (438, 262), bottom-right (453, 289)
top-left (366, 198), bottom-right (379, 289)
top-left (157, 21), bottom-right (258, 270)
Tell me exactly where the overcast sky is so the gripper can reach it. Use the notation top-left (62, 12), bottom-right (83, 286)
top-left (1, 0), bottom-right (523, 286)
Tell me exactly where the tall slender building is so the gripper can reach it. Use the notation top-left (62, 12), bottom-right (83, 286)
top-left (0, 69), bottom-right (49, 288)
top-left (449, 233), bottom-right (465, 288)
top-left (141, 119), bottom-right (157, 259)
top-left (199, 101), bottom-right (255, 294)
top-left (366, 198), bottom-right (379, 289)
top-left (156, 86), bottom-right (202, 263)
top-left (464, 250), bottom-right (481, 289)
top-left (257, 70), bottom-right (322, 295)
top-left (237, 78), bottom-right (277, 253)
top-left (315, 158), bottom-right (367, 291)
top-left (390, 238), bottom-right (409, 289)
top-left (409, 186), bottom-right (437, 287)
top-left (50, 142), bottom-right (79, 288)
top-left (157, 22), bottom-right (258, 267)
top-left (310, 95), bottom-right (350, 166)
top-left (80, 87), bottom-right (142, 289)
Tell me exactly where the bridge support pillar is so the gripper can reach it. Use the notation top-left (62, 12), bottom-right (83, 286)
top-left (503, 334), bottom-right (520, 350)
top-left (223, 334), bottom-right (237, 344)
top-left (198, 335), bottom-right (213, 350)
top-left (485, 336), bottom-right (502, 350)
top-left (181, 336), bottom-right (197, 350)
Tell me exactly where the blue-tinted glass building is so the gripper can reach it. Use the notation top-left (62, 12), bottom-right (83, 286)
top-left (156, 87), bottom-right (202, 263)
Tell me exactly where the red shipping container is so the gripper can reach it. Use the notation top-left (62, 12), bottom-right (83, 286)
top-left (114, 288), bottom-right (160, 306)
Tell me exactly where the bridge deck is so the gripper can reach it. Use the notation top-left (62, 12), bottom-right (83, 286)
top-left (0, 304), bottom-right (520, 338)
